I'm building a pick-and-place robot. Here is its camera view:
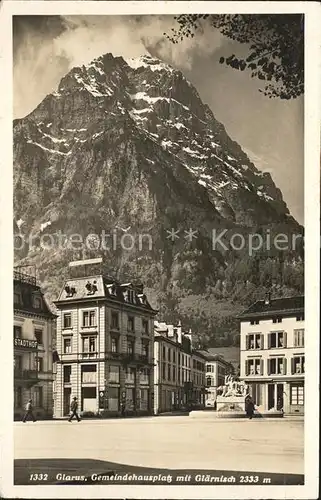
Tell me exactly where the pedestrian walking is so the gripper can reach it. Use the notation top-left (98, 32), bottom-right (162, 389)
top-left (68, 397), bottom-right (81, 422)
top-left (22, 399), bottom-right (36, 422)
top-left (245, 395), bottom-right (255, 419)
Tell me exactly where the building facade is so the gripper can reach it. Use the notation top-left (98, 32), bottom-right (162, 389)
top-left (53, 262), bottom-right (157, 418)
top-left (239, 294), bottom-right (304, 415)
top-left (14, 268), bottom-right (55, 420)
top-left (200, 352), bottom-right (234, 407)
top-left (154, 321), bottom-right (206, 414)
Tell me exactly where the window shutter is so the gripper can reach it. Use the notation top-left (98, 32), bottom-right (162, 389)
top-left (267, 333), bottom-right (271, 349)
top-left (283, 358), bottom-right (287, 375)
top-left (260, 334), bottom-right (264, 350)
top-left (246, 335), bottom-right (249, 350)
top-left (245, 360), bottom-right (249, 376)
top-left (260, 359), bottom-right (263, 376)
top-left (283, 331), bottom-right (287, 348)
top-left (291, 358), bottom-right (294, 375)
top-left (267, 359), bottom-right (270, 376)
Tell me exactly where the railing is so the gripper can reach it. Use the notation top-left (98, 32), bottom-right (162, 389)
top-left (14, 270), bottom-right (37, 286)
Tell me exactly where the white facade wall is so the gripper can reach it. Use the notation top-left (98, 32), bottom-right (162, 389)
top-left (240, 315), bottom-right (305, 414)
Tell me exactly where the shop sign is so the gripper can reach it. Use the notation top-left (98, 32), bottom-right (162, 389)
top-left (14, 338), bottom-right (38, 349)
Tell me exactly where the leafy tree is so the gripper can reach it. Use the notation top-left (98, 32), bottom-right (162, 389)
top-left (166, 14), bottom-right (304, 99)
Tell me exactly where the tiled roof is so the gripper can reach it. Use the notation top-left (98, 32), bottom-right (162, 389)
top-left (239, 295), bottom-right (304, 319)
top-left (14, 279), bottom-right (55, 318)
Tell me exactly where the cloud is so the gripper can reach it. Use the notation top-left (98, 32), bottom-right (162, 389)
top-left (13, 15), bottom-right (224, 117)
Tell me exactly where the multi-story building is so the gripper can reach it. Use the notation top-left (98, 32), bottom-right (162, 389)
top-left (14, 267), bottom-right (55, 420)
top-left (154, 321), bottom-right (206, 414)
top-left (53, 259), bottom-right (157, 418)
top-left (199, 351), bottom-right (234, 407)
top-left (239, 293), bottom-right (305, 414)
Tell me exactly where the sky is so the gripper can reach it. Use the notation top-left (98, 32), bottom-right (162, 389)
top-left (13, 15), bottom-right (304, 224)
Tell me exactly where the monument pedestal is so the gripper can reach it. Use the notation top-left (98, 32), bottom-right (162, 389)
top-left (216, 395), bottom-right (246, 418)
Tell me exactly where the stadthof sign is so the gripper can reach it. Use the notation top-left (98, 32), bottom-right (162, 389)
top-left (14, 338), bottom-right (38, 349)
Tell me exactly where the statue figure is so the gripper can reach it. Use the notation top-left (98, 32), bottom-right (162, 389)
top-left (219, 375), bottom-right (249, 398)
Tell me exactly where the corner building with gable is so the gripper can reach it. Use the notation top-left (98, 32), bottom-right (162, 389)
top-left (53, 262), bottom-right (157, 418)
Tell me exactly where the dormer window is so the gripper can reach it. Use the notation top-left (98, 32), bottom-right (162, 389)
top-left (85, 281), bottom-right (98, 295)
top-left (33, 296), bottom-right (42, 309)
top-left (139, 294), bottom-right (147, 306)
top-left (65, 285), bottom-right (76, 298)
top-left (110, 284), bottom-right (117, 296)
top-left (124, 289), bottom-right (135, 303)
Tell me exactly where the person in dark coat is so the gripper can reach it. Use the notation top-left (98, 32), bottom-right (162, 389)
top-left (68, 397), bottom-right (81, 422)
top-left (245, 395), bottom-right (255, 419)
top-left (22, 399), bottom-right (36, 422)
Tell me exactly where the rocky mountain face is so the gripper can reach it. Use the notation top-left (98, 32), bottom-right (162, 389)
top-left (13, 53), bottom-right (304, 346)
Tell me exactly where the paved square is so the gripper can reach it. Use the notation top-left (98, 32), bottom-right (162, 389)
top-left (14, 416), bottom-right (304, 475)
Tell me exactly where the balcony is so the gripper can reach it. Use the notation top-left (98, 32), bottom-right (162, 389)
top-left (14, 368), bottom-right (39, 385)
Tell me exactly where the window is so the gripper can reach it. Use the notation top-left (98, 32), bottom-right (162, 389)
top-left (141, 340), bottom-right (149, 358)
top-left (268, 357), bottom-right (286, 375)
top-left (268, 331), bottom-right (285, 348)
top-left (82, 310), bottom-right (96, 327)
top-left (162, 362), bottom-right (166, 380)
top-left (14, 325), bottom-right (22, 338)
top-left (140, 368), bottom-right (149, 385)
top-left (81, 364), bottom-right (96, 383)
top-left (111, 336), bottom-right (118, 353)
top-left (34, 329), bottom-right (43, 345)
top-left (292, 356), bottom-right (305, 374)
top-left (127, 316), bottom-right (135, 332)
top-left (296, 314), bottom-right (304, 322)
top-left (246, 358), bottom-right (263, 375)
top-left (290, 384), bottom-right (304, 405)
top-left (34, 386), bottom-right (43, 407)
top-left (172, 365), bottom-right (176, 381)
top-left (63, 313), bottom-right (72, 329)
top-left (37, 357), bottom-right (43, 372)
top-left (63, 365), bottom-right (71, 383)
top-left (294, 329), bottom-right (304, 347)
top-left (173, 351), bottom-right (176, 363)
top-left (140, 389), bottom-right (149, 410)
top-left (250, 319), bottom-right (260, 325)
top-left (82, 336), bottom-right (96, 353)
top-left (14, 291), bottom-right (21, 305)
top-left (127, 339), bottom-right (135, 355)
top-left (206, 376), bottom-right (213, 387)
top-left (33, 296), bottom-right (42, 309)
top-left (108, 387), bottom-right (119, 411)
top-left (125, 367), bottom-right (135, 384)
top-left (63, 338), bottom-right (72, 354)
top-left (247, 334), bottom-right (263, 350)
top-left (162, 345), bottom-right (166, 359)
top-left (109, 365), bottom-right (120, 383)
top-left (125, 387), bottom-right (135, 410)
top-left (250, 383), bottom-right (262, 405)
top-left (111, 312), bottom-right (119, 329)
top-left (206, 364), bottom-right (214, 373)
top-left (142, 319), bottom-right (149, 335)
top-left (168, 348), bottom-right (171, 362)
top-left (14, 355), bottom-right (22, 374)
top-left (272, 317), bottom-right (282, 323)
top-left (14, 386), bottom-right (22, 408)
top-left (167, 364), bottom-right (171, 381)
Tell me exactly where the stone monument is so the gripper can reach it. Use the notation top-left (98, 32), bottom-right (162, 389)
top-left (216, 374), bottom-right (249, 418)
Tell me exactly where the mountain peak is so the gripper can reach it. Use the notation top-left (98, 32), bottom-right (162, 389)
top-left (125, 54), bottom-right (174, 74)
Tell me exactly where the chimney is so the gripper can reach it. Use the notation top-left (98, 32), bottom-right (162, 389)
top-left (264, 291), bottom-right (272, 305)
top-left (176, 320), bottom-right (182, 344)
